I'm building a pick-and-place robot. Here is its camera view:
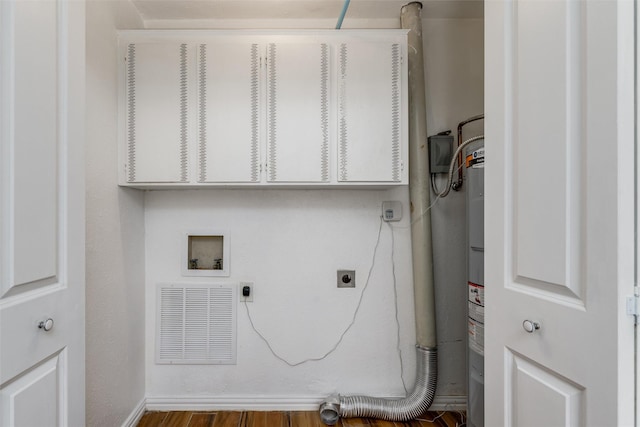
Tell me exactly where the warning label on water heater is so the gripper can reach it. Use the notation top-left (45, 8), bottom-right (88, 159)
top-left (465, 148), bottom-right (485, 169)
top-left (468, 318), bottom-right (484, 356)
top-left (468, 281), bottom-right (484, 355)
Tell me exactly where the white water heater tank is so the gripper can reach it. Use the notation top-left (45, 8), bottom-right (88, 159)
top-left (466, 140), bottom-right (484, 427)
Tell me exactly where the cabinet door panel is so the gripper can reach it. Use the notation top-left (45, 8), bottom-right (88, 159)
top-left (266, 42), bottom-right (330, 183)
top-left (126, 43), bottom-right (190, 183)
top-left (198, 43), bottom-right (260, 183)
top-left (338, 42), bottom-right (402, 182)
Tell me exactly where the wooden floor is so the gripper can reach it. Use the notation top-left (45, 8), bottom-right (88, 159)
top-left (136, 411), bottom-right (466, 427)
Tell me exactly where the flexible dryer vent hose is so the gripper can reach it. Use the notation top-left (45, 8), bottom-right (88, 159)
top-left (319, 2), bottom-right (438, 424)
top-left (319, 347), bottom-right (437, 425)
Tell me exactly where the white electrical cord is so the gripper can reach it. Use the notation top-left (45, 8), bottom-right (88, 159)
top-left (430, 173), bottom-right (444, 195)
top-left (415, 403), bottom-right (467, 425)
top-left (387, 220), bottom-right (408, 394)
top-left (243, 215), bottom-right (387, 367)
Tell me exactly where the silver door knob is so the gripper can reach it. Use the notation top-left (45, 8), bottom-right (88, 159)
top-left (38, 318), bottom-right (54, 332)
top-left (522, 320), bottom-right (540, 333)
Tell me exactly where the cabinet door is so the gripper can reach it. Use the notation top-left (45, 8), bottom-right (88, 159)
top-left (266, 42), bottom-right (330, 183)
top-left (337, 42), bottom-right (403, 182)
top-left (126, 43), bottom-right (191, 183)
top-left (198, 43), bottom-right (261, 183)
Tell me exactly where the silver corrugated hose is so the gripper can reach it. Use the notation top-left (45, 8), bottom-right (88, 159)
top-left (319, 2), bottom-right (438, 425)
top-left (319, 347), bottom-right (436, 425)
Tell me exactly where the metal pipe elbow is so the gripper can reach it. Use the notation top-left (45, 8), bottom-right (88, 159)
top-left (318, 395), bottom-right (341, 425)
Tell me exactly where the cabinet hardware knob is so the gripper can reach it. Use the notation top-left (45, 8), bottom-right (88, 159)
top-left (522, 320), bottom-right (540, 333)
top-left (38, 318), bottom-right (54, 332)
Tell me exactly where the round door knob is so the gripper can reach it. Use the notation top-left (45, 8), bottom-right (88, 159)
top-left (522, 319), bottom-right (540, 333)
top-left (38, 318), bottom-right (54, 332)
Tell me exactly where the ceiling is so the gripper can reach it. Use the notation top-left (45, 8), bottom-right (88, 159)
top-left (130, 0), bottom-right (483, 24)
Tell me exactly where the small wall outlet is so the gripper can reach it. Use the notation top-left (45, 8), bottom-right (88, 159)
top-left (337, 270), bottom-right (356, 288)
top-left (240, 282), bottom-right (253, 302)
top-left (382, 201), bottom-right (402, 222)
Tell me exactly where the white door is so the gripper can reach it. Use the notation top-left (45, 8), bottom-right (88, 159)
top-left (485, 0), bottom-right (635, 425)
top-left (637, 0), bottom-right (640, 421)
top-left (0, 1), bottom-right (85, 426)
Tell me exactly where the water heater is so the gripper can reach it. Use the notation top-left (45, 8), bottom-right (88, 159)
top-left (466, 140), bottom-right (484, 427)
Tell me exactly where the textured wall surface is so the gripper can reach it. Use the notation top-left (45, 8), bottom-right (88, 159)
top-left (85, 1), bottom-right (146, 426)
top-left (145, 188), bottom-right (417, 401)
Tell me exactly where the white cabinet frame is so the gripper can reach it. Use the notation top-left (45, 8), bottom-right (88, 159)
top-left (118, 30), bottom-right (408, 189)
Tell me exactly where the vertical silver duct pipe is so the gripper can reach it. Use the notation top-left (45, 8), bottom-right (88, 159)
top-left (319, 3), bottom-right (437, 424)
top-left (402, 1), bottom-right (437, 351)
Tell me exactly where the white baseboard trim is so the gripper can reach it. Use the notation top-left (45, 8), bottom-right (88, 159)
top-left (146, 395), bottom-right (323, 411)
top-left (121, 397), bottom-right (147, 427)
top-left (429, 395), bottom-right (467, 411)
top-left (144, 394), bottom-right (467, 412)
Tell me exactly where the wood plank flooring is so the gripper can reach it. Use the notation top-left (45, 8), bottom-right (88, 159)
top-left (136, 411), bottom-right (466, 427)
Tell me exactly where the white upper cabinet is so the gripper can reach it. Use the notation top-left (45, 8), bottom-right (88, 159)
top-left (266, 42), bottom-right (330, 183)
top-left (119, 31), bottom-right (407, 188)
top-left (337, 41), bottom-right (404, 183)
top-left (198, 42), bottom-right (260, 183)
top-left (125, 43), bottom-right (191, 183)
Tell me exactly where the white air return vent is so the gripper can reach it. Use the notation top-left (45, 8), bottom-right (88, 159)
top-left (156, 283), bottom-right (237, 364)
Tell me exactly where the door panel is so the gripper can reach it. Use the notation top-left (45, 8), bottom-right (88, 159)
top-left (513, 0), bottom-right (583, 301)
top-left (485, 0), bottom-right (635, 425)
top-left (8, 0), bottom-right (59, 293)
top-left (1, 352), bottom-right (66, 427)
top-left (508, 350), bottom-right (584, 427)
top-left (0, 1), bottom-right (85, 426)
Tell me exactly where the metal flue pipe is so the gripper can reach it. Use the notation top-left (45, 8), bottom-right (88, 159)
top-left (402, 1), bottom-right (437, 351)
top-left (319, 3), bottom-right (437, 424)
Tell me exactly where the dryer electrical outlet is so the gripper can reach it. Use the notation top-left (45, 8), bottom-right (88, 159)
top-left (337, 270), bottom-right (356, 288)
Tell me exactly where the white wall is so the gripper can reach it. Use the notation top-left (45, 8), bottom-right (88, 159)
top-left (145, 188), bottom-right (416, 402)
top-left (85, 1), bottom-right (146, 425)
top-left (141, 17), bottom-right (484, 405)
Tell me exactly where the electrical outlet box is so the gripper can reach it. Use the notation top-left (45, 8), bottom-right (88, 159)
top-left (428, 134), bottom-right (453, 174)
top-left (382, 201), bottom-right (402, 222)
top-left (240, 282), bottom-right (253, 302)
